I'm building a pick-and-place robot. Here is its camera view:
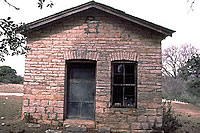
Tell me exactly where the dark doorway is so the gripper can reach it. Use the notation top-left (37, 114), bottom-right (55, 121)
top-left (65, 61), bottom-right (96, 120)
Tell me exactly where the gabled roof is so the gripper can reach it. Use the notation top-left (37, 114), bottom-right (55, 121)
top-left (25, 1), bottom-right (175, 36)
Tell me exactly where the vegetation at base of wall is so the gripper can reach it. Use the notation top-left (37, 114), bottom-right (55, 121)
top-left (0, 66), bottom-right (24, 84)
top-left (24, 113), bottom-right (35, 123)
top-left (161, 101), bottom-right (182, 133)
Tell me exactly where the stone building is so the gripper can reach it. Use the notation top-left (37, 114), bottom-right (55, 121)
top-left (22, 1), bottom-right (174, 132)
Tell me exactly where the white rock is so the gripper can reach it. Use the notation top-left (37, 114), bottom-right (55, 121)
top-left (27, 123), bottom-right (40, 128)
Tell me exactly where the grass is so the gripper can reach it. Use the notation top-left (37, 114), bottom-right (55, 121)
top-left (0, 95), bottom-right (65, 133)
top-left (0, 96), bottom-right (22, 120)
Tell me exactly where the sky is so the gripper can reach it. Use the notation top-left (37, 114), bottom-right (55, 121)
top-left (0, 0), bottom-right (200, 75)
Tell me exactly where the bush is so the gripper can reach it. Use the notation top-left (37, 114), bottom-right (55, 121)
top-left (175, 92), bottom-right (200, 105)
top-left (162, 101), bottom-right (182, 133)
top-left (162, 76), bottom-right (200, 105)
top-left (0, 66), bottom-right (24, 84)
top-left (162, 77), bottom-right (187, 100)
top-left (186, 78), bottom-right (200, 97)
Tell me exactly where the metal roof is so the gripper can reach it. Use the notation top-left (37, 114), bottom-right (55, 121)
top-left (24, 1), bottom-right (175, 37)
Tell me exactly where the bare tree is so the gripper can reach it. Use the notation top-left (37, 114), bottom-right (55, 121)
top-left (162, 44), bottom-right (198, 78)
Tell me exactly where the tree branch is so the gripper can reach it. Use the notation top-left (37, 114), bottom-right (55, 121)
top-left (188, 0), bottom-right (195, 13)
top-left (162, 66), bottom-right (174, 78)
top-left (3, 0), bottom-right (20, 10)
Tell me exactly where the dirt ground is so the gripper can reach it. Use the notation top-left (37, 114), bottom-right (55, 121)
top-left (0, 84), bottom-right (64, 133)
top-left (0, 95), bottom-right (64, 133)
top-left (0, 84), bottom-right (23, 93)
top-left (1, 84), bottom-right (200, 133)
top-left (172, 102), bottom-right (200, 133)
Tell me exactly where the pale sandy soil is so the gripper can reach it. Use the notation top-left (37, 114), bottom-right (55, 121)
top-left (172, 102), bottom-right (200, 133)
top-left (0, 84), bottom-right (23, 93)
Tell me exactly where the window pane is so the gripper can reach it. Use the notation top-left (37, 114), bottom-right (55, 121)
top-left (112, 86), bottom-right (123, 106)
top-left (113, 75), bottom-right (123, 84)
top-left (125, 75), bottom-right (134, 84)
top-left (113, 64), bottom-right (123, 84)
top-left (125, 63), bottom-right (135, 84)
top-left (124, 86), bottom-right (134, 95)
top-left (125, 63), bottom-right (134, 74)
top-left (124, 87), bottom-right (135, 106)
top-left (114, 64), bottom-right (124, 74)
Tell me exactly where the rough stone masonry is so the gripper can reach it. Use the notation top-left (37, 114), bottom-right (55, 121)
top-left (22, 1), bottom-right (174, 132)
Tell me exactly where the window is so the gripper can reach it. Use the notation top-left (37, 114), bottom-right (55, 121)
top-left (111, 61), bottom-right (137, 108)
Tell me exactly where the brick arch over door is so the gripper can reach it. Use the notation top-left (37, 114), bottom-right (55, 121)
top-left (64, 50), bottom-right (139, 62)
top-left (64, 50), bottom-right (99, 61)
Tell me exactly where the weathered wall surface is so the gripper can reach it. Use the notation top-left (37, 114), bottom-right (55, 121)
top-left (23, 9), bottom-right (163, 132)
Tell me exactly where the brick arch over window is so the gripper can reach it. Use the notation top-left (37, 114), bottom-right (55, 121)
top-left (64, 50), bottom-right (99, 60)
top-left (109, 51), bottom-right (139, 61)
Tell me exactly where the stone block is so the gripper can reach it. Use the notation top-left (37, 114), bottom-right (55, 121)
top-left (54, 107), bottom-right (63, 114)
top-left (118, 122), bottom-right (130, 129)
top-left (98, 128), bottom-right (110, 133)
top-left (54, 95), bottom-right (64, 101)
top-left (138, 115), bottom-right (147, 122)
top-left (145, 109), bottom-right (157, 116)
top-left (48, 113), bottom-right (56, 120)
top-left (49, 100), bottom-right (57, 106)
top-left (46, 107), bottom-right (54, 113)
top-left (57, 113), bottom-right (64, 120)
top-left (131, 123), bottom-right (141, 130)
top-left (41, 100), bottom-right (49, 106)
top-left (56, 101), bottom-right (64, 107)
top-left (37, 107), bottom-right (45, 113)
top-left (96, 102), bottom-right (107, 108)
top-left (65, 127), bottom-right (87, 132)
top-left (42, 114), bottom-right (48, 120)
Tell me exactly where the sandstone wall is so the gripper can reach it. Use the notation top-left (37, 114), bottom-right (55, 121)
top-left (23, 9), bottom-right (163, 132)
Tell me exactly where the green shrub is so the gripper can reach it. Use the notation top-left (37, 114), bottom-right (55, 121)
top-left (162, 101), bottom-right (182, 133)
top-left (186, 78), bottom-right (200, 97)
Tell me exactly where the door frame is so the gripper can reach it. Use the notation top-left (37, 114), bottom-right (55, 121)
top-left (64, 59), bottom-right (96, 120)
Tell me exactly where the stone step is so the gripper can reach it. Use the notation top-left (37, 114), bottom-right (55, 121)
top-left (65, 127), bottom-right (110, 133)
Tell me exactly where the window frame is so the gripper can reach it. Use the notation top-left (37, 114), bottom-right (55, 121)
top-left (111, 60), bottom-right (137, 108)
